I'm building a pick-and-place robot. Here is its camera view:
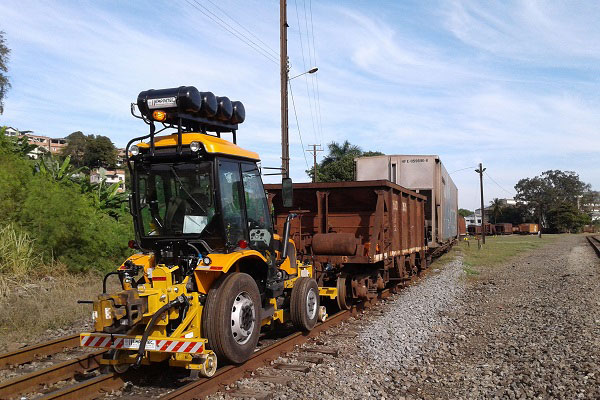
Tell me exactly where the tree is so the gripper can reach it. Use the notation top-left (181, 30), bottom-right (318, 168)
top-left (515, 170), bottom-right (592, 231)
top-left (61, 132), bottom-right (117, 168)
top-left (35, 154), bottom-right (84, 183)
top-left (489, 198), bottom-right (504, 224)
top-left (84, 135), bottom-right (117, 168)
top-left (0, 127), bottom-right (37, 156)
top-left (61, 131), bottom-right (87, 167)
top-left (458, 208), bottom-right (473, 218)
top-left (306, 140), bottom-right (383, 182)
top-left (0, 31), bottom-right (10, 114)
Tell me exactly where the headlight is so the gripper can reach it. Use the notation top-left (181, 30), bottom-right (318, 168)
top-left (190, 141), bottom-right (202, 152)
top-left (130, 145), bottom-right (139, 156)
top-left (202, 256), bottom-right (211, 265)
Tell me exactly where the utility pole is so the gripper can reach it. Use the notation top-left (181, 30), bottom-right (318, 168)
top-left (280, 0), bottom-right (289, 178)
top-left (307, 144), bottom-right (323, 182)
top-left (475, 163), bottom-right (486, 244)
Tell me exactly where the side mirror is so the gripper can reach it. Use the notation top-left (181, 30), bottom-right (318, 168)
top-left (282, 178), bottom-right (294, 208)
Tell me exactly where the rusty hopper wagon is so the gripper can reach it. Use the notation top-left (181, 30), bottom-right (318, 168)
top-left (265, 181), bottom-right (426, 310)
top-left (354, 155), bottom-right (458, 256)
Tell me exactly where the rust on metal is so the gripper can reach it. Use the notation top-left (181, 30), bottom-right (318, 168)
top-left (0, 334), bottom-right (79, 369)
top-left (587, 235), bottom-right (600, 258)
top-left (38, 372), bottom-right (125, 400)
top-left (161, 311), bottom-right (352, 400)
top-left (0, 350), bottom-right (106, 398)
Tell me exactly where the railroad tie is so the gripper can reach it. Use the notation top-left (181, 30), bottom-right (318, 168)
top-left (295, 355), bottom-right (324, 364)
top-left (304, 347), bottom-right (340, 357)
top-left (272, 363), bottom-right (311, 373)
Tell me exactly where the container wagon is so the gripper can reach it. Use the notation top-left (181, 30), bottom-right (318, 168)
top-left (467, 223), bottom-right (496, 235)
top-left (458, 215), bottom-right (467, 236)
top-left (265, 180), bottom-right (426, 310)
top-left (495, 223), bottom-right (513, 235)
top-left (519, 223), bottom-right (539, 234)
top-left (355, 155), bottom-right (458, 256)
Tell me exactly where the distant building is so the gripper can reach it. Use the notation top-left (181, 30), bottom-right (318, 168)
top-left (116, 148), bottom-right (127, 167)
top-left (470, 198), bottom-right (518, 225)
top-left (3, 127), bottom-right (68, 158)
top-left (90, 167), bottom-right (126, 192)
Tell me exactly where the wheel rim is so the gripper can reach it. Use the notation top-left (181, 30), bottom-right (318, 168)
top-left (306, 287), bottom-right (317, 320)
top-left (112, 350), bottom-right (130, 374)
top-left (230, 291), bottom-right (255, 345)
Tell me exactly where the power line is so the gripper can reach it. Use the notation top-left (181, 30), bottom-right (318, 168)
top-left (450, 165), bottom-right (477, 174)
top-left (485, 171), bottom-right (515, 196)
top-left (293, 0), bottom-right (318, 145)
top-left (308, 0), bottom-right (324, 144)
top-left (304, 0), bottom-right (322, 144)
top-left (288, 82), bottom-right (311, 172)
top-left (203, 0), bottom-right (279, 59)
top-left (183, 0), bottom-right (278, 64)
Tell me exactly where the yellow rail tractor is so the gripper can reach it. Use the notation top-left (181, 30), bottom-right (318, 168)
top-left (80, 86), bottom-right (334, 377)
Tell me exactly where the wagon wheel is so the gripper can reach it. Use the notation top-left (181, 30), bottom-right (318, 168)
top-left (336, 274), bottom-right (351, 310)
top-left (290, 277), bottom-right (320, 331)
top-left (202, 273), bottom-right (261, 364)
top-left (107, 349), bottom-right (131, 374)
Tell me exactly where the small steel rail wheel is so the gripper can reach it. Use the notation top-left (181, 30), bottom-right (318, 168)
top-left (198, 352), bottom-right (218, 378)
top-left (336, 274), bottom-right (351, 310)
top-left (290, 277), bottom-right (319, 331)
top-left (109, 349), bottom-right (130, 374)
top-left (202, 272), bottom-right (261, 364)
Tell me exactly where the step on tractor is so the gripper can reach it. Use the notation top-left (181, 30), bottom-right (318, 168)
top-left (79, 86), bottom-right (335, 377)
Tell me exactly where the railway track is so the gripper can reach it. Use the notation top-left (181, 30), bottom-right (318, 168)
top-left (0, 334), bottom-right (80, 369)
top-left (587, 235), bottom-right (600, 258)
top-left (0, 270), bottom-right (429, 400)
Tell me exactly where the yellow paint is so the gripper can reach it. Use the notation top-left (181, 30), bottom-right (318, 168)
top-left (319, 287), bottom-right (338, 299)
top-left (136, 133), bottom-right (259, 160)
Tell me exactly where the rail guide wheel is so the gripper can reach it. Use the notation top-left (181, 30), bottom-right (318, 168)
top-left (290, 277), bottom-right (319, 331)
top-left (202, 272), bottom-right (261, 364)
top-left (108, 349), bottom-right (130, 374)
top-left (198, 352), bottom-right (218, 378)
top-left (336, 274), bottom-right (351, 310)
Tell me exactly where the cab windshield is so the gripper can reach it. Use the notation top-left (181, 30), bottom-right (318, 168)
top-left (136, 162), bottom-right (216, 239)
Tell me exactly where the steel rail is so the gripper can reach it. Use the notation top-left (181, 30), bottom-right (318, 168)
top-left (0, 349), bottom-right (106, 399)
top-left (587, 235), bottom-right (600, 258)
top-left (0, 334), bottom-right (80, 369)
top-left (161, 284), bottom-right (405, 400)
top-left (38, 372), bottom-right (125, 400)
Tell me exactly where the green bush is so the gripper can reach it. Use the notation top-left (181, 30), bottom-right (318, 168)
top-left (0, 134), bottom-right (133, 274)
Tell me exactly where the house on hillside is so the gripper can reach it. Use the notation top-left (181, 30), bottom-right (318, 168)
top-left (90, 167), bottom-right (126, 192)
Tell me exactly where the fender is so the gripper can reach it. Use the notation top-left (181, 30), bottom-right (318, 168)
top-left (194, 250), bottom-right (268, 294)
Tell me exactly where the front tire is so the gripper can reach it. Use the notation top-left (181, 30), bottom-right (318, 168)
top-left (290, 277), bottom-right (319, 331)
top-left (202, 273), bottom-right (261, 364)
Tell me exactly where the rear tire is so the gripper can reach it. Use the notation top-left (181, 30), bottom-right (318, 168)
top-left (202, 273), bottom-right (261, 364)
top-left (290, 277), bottom-right (319, 331)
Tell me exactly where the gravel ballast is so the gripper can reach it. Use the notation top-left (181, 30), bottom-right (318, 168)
top-left (209, 234), bottom-right (599, 400)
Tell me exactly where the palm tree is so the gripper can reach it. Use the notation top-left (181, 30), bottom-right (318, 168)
top-left (321, 140), bottom-right (361, 166)
top-left (489, 198), bottom-right (504, 224)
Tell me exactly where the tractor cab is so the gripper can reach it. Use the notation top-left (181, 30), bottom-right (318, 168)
top-left (80, 86), bottom-right (330, 377)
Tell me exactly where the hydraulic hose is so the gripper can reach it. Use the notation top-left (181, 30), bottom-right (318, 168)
top-left (134, 295), bottom-right (187, 367)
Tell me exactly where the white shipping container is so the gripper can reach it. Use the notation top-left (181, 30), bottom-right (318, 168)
top-left (355, 155), bottom-right (458, 248)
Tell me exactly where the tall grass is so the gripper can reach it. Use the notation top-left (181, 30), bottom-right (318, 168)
top-left (0, 223), bottom-right (40, 276)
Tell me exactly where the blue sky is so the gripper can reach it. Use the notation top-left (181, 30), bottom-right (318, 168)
top-left (1, 0), bottom-right (599, 210)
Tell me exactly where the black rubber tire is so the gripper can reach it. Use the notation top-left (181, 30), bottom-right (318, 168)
top-left (201, 272), bottom-right (261, 364)
top-left (336, 274), bottom-right (351, 310)
top-left (290, 277), bottom-right (319, 331)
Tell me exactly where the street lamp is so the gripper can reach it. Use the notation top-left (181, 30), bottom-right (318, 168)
top-left (289, 67), bottom-right (318, 80)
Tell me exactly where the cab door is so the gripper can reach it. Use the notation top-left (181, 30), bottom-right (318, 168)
top-left (240, 162), bottom-right (273, 255)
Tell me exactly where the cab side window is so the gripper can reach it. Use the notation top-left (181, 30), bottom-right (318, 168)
top-left (241, 163), bottom-right (272, 251)
top-left (218, 160), bottom-right (246, 248)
